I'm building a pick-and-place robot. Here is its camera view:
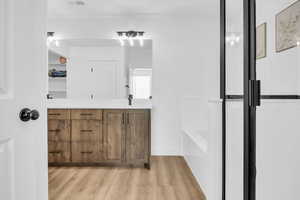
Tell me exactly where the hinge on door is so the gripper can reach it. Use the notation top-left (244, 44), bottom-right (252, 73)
top-left (249, 80), bottom-right (261, 107)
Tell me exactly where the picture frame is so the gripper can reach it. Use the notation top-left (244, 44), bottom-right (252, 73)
top-left (257, 23), bottom-right (267, 59)
top-left (276, 0), bottom-right (300, 53)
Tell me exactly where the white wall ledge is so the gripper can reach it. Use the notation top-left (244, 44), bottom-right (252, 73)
top-left (182, 129), bottom-right (208, 153)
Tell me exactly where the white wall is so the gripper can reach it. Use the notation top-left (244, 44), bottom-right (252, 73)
top-left (48, 14), bottom-right (220, 155)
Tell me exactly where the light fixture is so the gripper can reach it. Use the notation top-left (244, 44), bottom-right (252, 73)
top-left (47, 32), bottom-right (60, 47)
top-left (116, 31), bottom-right (145, 47)
top-left (117, 32), bottom-right (125, 46)
top-left (55, 40), bottom-right (60, 47)
top-left (138, 32), bottom-right (144, 46)
top-left (129, 37), bottom-right (134, 46)
top-left (47, 32), bottom-right (55, 46)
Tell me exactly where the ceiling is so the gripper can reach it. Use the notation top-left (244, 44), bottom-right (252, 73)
top-left (48, 0), bottom-right (218, 19)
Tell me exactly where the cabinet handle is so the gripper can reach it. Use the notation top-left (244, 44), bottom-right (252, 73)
top-left (49, 151), bottom-right (62, 154)
top-left (80, 113), bottom-right (93, 116)
top-left (80, 130), bottom-right (93, 133)
top-left (49, 113), bottom-right (61, 116)
top-left (122, 113), bottom-right (125, 124)
top-left (81, 151), bottom-right (93, 154)
top-left (127, 113), bottom-right (129, 125)
top-left (49, 129), bottom-right (60, 132)
top-left (48, 139), bottom-right (61, 143)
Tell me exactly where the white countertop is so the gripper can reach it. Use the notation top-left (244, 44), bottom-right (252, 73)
top-left (47, 99), bottom-right (152, 109)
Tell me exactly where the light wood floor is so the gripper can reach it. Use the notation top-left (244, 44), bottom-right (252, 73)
top-left (48, 156), bottom-right (206, 200)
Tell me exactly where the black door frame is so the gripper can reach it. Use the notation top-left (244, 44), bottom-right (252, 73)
top-left (219, 1), bottom-right (226, 200)
top-left (243, 1), bottom-right (257, 200)
top-left (220, 0), bottom-right (258, 200)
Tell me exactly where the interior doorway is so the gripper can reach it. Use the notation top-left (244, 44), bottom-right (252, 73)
top-left (46, 1), bottom-right (210, 200)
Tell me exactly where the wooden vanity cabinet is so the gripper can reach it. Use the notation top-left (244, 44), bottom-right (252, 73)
top-left (48, 109), bottom-right (151, 168)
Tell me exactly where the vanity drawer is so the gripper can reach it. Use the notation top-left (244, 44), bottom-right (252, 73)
top-left (48, 120), bottom-right (71, 142)
top-left (48, 141), bottom-right (71, 163)
top-left (48, 109), bottom-right (70, 120)
top-left (71, 120), bottom-right (102, 142)
top-left (71, 141), bottom-right (102, 163)
top-left (71, 109), bottom-right (103, 120)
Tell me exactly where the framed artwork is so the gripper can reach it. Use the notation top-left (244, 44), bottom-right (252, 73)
top-left (257, 23), bottom-right (267, 59)
top-left (276, 0), bottom-right (300, 52)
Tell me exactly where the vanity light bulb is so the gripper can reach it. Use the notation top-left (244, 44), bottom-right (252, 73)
top-left (119, 38), bottom-right (125, 46)
top-left (118, 33), bottom-right (125, 46)
top-left (139, 38), bottom-right (144, 47)
top-left (48, 36), bottom-right (54, 43)
top-left (47, 37), bottom-right (53, 46)
top-left (297, 41), bottom-right (300, 46)
top-left (55, 40), bottom-right (60, 47)
top-left (230, 41), bottom-right (235, 46)
top-left (129, 38), bottom-right (134, 46)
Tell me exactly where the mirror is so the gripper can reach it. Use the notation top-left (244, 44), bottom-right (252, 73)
top-left (47, 38), bottom-right (152, 100)
top-left (126, 40), bottom-right (153, 99)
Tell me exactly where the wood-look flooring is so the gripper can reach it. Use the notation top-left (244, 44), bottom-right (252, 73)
top-left (48, 156), bottom-right (206, 200)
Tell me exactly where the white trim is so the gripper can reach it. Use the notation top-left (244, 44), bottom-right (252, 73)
top-left (0, 0), bottom-right (14, 99)
top-left (0, 138), bottom-right (15, 200)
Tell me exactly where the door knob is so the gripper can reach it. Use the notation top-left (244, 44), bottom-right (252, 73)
top-left (19, 108), bottom-right (40, 122)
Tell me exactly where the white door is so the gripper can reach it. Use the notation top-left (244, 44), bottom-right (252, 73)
top-left (90, 60), bottom-right (117, 99)
top-left (0, 0), bottom-right (48, 200)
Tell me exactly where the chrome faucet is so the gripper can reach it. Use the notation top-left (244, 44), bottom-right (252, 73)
top-left (128, 94), bottom-right (133, 106)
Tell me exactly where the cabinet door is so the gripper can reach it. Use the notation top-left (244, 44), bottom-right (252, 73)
top-left (126, 110), bottom-right (150, 163)
top-left (71, 120), bottom-right (103, 163)
top-left (103, 110), bottom-right (125, 163)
